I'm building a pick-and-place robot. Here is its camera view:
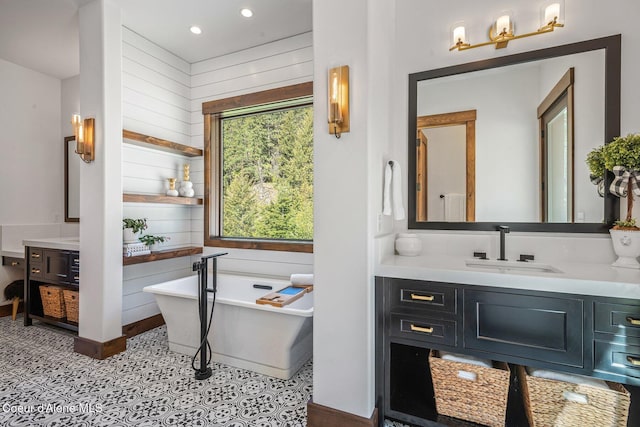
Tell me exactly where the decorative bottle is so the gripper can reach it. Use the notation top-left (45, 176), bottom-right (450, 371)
top-left (179, 164), bottom-right (195, 197)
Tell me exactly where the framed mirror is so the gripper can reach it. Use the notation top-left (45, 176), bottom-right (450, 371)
top-left (408, 35), bottom-right (620, 232)
top-left (65, 135), bottom-right (80, 222)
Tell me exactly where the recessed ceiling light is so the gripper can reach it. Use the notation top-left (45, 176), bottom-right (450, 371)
top-left (240, 8), bottom-right (253, 18)
top-left (190, 26), bottom-right (202, 35)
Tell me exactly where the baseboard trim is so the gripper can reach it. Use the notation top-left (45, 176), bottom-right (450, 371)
top-left (122, 313), bottom-right (165, 338)
top-left (307, 399), bottom-right (378, 427)
top-left (0, 301), bottom-right (23, 318)
top-left (74, 335), bottom-right (127, 360)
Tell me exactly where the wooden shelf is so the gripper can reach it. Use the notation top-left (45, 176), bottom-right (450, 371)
top-left (123, 246), bottom-right (203, 265)
top-left (123, 193), bottom-right (203, 205)
top-left (123, 129), bottom-right (203, 157)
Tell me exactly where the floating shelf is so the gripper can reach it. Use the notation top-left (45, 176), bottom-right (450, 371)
top-left (123, 193), bottom-right (203, 205)
top-left (123, 246), bottom-right (203, 266)
top-left (122, 129), bottom-right (203, 157)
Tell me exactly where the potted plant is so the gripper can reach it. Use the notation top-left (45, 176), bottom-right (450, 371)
top-left (122, 218), bottom-right (148, 244)
top-left (139, 234), bottom-right (170, 252)
top-left (589, 133), bottom-right (640, 268)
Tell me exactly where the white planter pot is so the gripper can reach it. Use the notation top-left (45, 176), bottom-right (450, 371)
top-left (150, 242), bottom-right (162, 252)
top-left (123, 228), bottom-right (139, 244)
top-left (610, 229), bottom-right (640, 269)
top-left (395, 233), bottom-right (422, 256)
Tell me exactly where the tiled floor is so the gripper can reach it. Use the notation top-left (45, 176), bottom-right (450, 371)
top-left (0, 316), bottom-right (311, 426)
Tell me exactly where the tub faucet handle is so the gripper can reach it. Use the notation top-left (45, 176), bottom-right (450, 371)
top-left (473, 251), bottom-right (488, 260)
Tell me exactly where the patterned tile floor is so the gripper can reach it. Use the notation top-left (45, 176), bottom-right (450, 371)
top-left (0, 316), bottom-right (311, 426)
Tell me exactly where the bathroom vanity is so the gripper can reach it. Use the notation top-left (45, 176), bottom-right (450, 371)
top-left (23, 238), bottom-right (80, 332)
top-left (375, 256), bottom-right (640, 427)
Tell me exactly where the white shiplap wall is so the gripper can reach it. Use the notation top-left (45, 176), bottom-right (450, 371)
top-left (122, 28), bottom-right (194, 325)
top-left (121, 30), bottom-right (314, 324)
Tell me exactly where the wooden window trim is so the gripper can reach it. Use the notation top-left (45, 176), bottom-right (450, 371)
top-left (203, 82), bottom-right (314, 253)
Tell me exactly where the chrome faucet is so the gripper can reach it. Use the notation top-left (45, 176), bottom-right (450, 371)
top-left (497, 225), bottom-right (510, 261)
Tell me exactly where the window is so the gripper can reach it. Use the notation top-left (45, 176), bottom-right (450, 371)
top-left (203, 82), bottom-right (313, 252)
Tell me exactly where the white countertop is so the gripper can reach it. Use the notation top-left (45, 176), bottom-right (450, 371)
top-left (23, 237), bottom-right (80, 252)
top-left (1, 249), bottom-right (24, 258)
top-left (376, 254), bottom-right (640, 299)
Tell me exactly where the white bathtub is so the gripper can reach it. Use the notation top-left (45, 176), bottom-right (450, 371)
top-left (143, 273), bottom-right (313, 379)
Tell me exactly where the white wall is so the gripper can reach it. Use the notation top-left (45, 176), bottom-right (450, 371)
top-left (0, 59), bottom-right (63, 224)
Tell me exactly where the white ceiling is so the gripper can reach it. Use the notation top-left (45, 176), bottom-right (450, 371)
top-left (0, 0), bottom-right (312, 80)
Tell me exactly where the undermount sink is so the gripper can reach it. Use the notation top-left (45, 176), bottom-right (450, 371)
top-left (465, 259), bottom-right (563, 274)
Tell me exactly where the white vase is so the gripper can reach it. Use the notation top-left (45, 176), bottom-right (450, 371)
top-left (610, 229), bottom-right (640, 269)
top-left (395, 233), bottom-right (422, 256)
top-left (150, 242), bottom-right (161, 252)
top-left (123, 228), bottom-right (138, 244)
top-left (179, 180), bottom-right (195, 198)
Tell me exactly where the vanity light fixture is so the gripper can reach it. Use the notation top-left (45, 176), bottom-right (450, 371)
top-left (327, 65), bottom-right (350, 139)
top-left (71, 114), bottom-right (95, 163)
top-left (450, 2), bottom-right (564, 52)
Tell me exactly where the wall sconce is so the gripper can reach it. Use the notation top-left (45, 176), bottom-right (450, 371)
top-left (327, 65), bottom-right (350, 139)
top-left (71, 114), bottom-right (95, 163)
top-left (450, 2), bottom-right (564, 52)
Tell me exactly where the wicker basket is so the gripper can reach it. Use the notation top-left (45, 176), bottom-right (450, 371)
top-left (62, 289), bottom-right (79, 323)
top-left (518, 365), bottom-right (630, 427)
top-left (429, 350), bottom-right (510, 427)
top-left (39, 285), bottom-right (66, 319)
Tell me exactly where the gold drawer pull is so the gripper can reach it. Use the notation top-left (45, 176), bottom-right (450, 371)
top-left (74, 259), bottom-right (80, 264)
top-left (410, 324), bottom-right (433, 334)
top-left (31, 268), bottom-right (41, 274)
top-left (626, 316), bottom-right (640, 326)
top-left (31, 253), bottom-right (40, 259)
top-left (410, 293), bottom-right (434, 302)
top-left (10, 261), bottom-right (19, 266)
top-left (74, 276), bottom-right (80, 281)
top-left (627, 356), bottom-right (640, 366)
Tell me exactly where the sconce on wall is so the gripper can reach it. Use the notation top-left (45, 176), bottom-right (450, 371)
top-left (327, 65), bottom-right (350, 139)
top-left (71, 114), bottom-right (95, 163)
top-left (450, 2), bottom-right (564, 52)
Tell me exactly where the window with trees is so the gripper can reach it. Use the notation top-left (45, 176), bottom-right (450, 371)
top-left (203, 82), bottom-right (313, 252)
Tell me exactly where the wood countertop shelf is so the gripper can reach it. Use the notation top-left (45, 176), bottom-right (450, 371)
top-left (123, 246), bottom-right (203, 266)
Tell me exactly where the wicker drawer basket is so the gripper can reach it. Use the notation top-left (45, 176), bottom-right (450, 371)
top-left (429, 350), bottom-right (510, 427)
top-left (62, 289), bottom-right (79, 323)
top-left (517, 365), bottom-right (630, 427)
top-left (39, 285), bottom-right (66, 319)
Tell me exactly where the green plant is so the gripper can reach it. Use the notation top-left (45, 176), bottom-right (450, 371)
top-left (586, 145), bottom-right (605, 179)
top-left (122, 218), bottom-right (148, 234)
top-left (139, 234), bottom-right (170, 246)
top-left (588, 133), bottom-right (640, 228)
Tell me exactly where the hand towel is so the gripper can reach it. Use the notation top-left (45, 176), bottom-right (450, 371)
top-left (391, 161), bottom-right (405, 220)
top-left (444, 193), bottom-right (465, 222)
top-left (290, 274), bottom-right (314, 286)
top-left (527, 367), bottom-right (609, 389)
top-left (383, 163), bottom-right (392, 215)
top-left (440, 351), bottom-right (492, 368)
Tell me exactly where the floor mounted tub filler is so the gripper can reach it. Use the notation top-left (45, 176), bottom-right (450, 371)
top-left (143, 273), bottom-right (313, 380)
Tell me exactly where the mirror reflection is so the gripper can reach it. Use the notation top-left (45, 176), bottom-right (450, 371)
top-left (65, 136), bottom-right (80, 222)
top-left (416, 50), bottom-right (603, 224)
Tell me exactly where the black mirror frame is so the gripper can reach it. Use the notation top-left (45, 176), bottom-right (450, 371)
top-left (64, 135), bottom-right (80, 223)
top-left (408, 34), bottom-right (621, 233)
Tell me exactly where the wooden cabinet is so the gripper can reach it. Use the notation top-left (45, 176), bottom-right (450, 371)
top-left (24, 246), bottom-right (79, 332)
top-left (376, 276), bottom-right (640, 427)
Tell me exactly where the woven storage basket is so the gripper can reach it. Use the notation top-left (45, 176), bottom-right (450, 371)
top-left (62, 289), bottom-right (79, 323)
top-left (39, 285), bottom-right (66, 319)
top-left (517, 365), bottom-right (630, 427)
top-left (429, 350), bottom-right (510, 427)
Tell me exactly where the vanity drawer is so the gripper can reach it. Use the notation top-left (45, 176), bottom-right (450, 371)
top-left (2, 256), bottom-right (23, 268)
top-left (594, 340), bottom-right (640, 380)
top-left (390, 313), bottom-right (456, 347)
top-left (390, 279), bottom-right (457, 314)
top-left (29, 265), bottom-right (43, 279)
top-left (29, 248), bottom-right (43, 264)
top-left (594, 302), bottom-right (640, 338)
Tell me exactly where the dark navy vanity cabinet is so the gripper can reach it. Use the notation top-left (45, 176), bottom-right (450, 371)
top-left (375, 276), bottom-right (640, 427)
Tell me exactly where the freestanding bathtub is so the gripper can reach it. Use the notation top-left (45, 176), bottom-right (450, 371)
top-left (143, 273), bottom-right (313, 379)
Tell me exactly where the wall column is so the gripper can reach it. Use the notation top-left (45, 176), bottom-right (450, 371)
top-left (75, 0), bottom-right (124, 359)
